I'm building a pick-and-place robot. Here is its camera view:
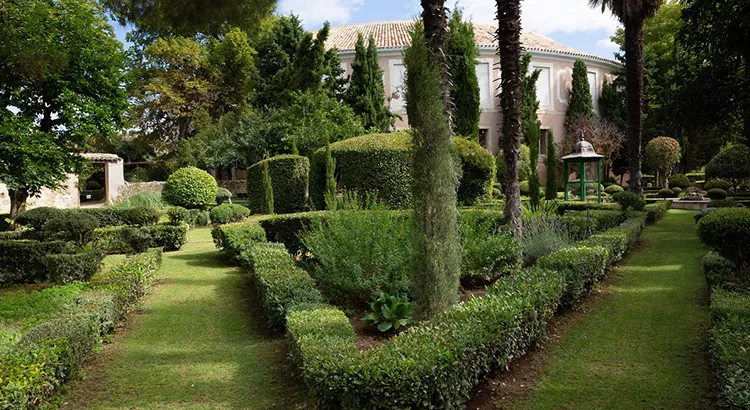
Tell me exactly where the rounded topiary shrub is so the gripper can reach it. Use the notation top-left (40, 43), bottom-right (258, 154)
top-left (453, 138), bottom-right (496, 205)
top-left (658, 188), bottom-right (676, 198)
top-left (519, 180), bottom-right (530, 196)
top-left (705, 144), bottom-right (750, 188)
top-left (697, 207), bottom-right (750, 273)
top-left (310, 132), bottom-right (413, 209)
top-left (604, 184), bottom-right (624, 195)
top-left (162, 166), bottom-right (218, 209)
top-left (15, 207), bottom-right (64, 231)
top-left (613, 191), bottom-right (645, 211)
top-left (247, 155), bottom-right (309, 214)
top-left (42, 211), bottom-right (100, 247)
top-left (668, 173), bottom-right (690, 189)
top-left (704, 179), bottom-right (733, 191)
top-left (167, 206), bottom-right (189, 225)
top-left (209, 204), bottom-right (251, 224)
top-left (706, 188), bottom-right (728, 200)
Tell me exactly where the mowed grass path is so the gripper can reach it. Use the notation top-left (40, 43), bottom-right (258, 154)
top-left (63, 228), bottom-right (307, 409)
top-left (516, 210), bottom-right (714, 410)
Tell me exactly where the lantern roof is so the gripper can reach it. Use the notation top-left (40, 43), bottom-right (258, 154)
top-left (562, 135), bottom-right (603, 161)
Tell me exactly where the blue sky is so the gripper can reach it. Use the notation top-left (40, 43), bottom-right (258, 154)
top-left (111, 0), bottom-right (622, 60)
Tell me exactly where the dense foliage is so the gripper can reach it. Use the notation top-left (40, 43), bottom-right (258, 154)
top-left (453, 139), bottom-right (496, 205)
top-left (645, 136), bottom-right (681, 187)
top-left (209, 204), bottom-right (251, 225)
top-left (521, 54), bottom-right (542, 208)
top-left (565, 59), bottom-right (593, 127)
top-left (346, 33), bottom-right (388, 131)
top-left (247, 155), bottom-right (309, 214)
top-left (705, 144), bottom-right (750, 189)
top-left (697, 208), bottom-right (750, 274)
top-left (446, 9), bottom-right (480, 139)
top-left (162, 166), bottom-right (218, 209)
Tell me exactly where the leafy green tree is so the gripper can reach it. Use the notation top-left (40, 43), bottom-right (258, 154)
top-left (446, 8), bottom-right (481, 139)
top-left (346, 33), bottom-right (388, 131)
top-left (545, 136), bottom-right (559, 200)
top-left (644, 136), bottom-right (681, 187)
top-left (600, 78), bottom-right (626, 131)
top-left (404, 16), bottom-right (461, 318)
top-left (521, 54), bottom-right (542, 208)
top-left (590, 0), bottom-right (661, 198)
top-left (496, 0), bottom-right (524, 238)
top-left (101, 0), bottom-right (275, 38)
top-left (566, 59), bottom-right (593, 128)
top-left (0, 0), bottom-right (127, 218)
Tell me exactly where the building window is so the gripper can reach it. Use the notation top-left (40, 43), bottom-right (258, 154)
top-left (389, 60), bottom-right (407, 113)
top-left (479, 129), bottom-right (489, 149)
top-left (476, 59), bottom-right (493, 111)
top-left (539, 129), bottom-right (551, 156)
top-left (587, 71), bottom-right (598, 110)
top-left (533, 65), bottom-right (553, 110)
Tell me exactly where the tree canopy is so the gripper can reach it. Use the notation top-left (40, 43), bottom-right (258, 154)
top-left (446, 8), bottom-right (480, 139)
top-left (346, 33), bottom-right (388, 132)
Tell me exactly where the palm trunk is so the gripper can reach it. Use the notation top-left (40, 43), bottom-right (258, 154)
top-left (8, 188), bottom-right (29, 222)
top-left (624, 21), bottom-right (645, 197)
top-left (421, 0), bottom-right (452, 123)
top-left (497, 0), bottom-right (523, 238)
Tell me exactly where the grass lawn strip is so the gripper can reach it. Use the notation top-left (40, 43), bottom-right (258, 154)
top-left (517, 210), bottom-right (714, 410)
top-left (63, 227), bottom-right (308, 409)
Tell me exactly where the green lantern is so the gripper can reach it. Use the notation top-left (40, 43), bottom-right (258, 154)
top-left (562, 135), bottom-right (604, 203)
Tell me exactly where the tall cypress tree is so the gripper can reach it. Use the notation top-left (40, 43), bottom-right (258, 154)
top-left (446, 9), bottom-right (480, 139)
top-left (324, 137), bottom-right (337, 211)
top-left (566, 59), bottom-right (593, 128)
top-left (521, 53), bottom-right (542, 208)
top-left (261, 160), bottom-right (274, 214)
top-left (346, 33), bottom-right (388, 131)
top-left (545, 136), bottom-right (559, 200)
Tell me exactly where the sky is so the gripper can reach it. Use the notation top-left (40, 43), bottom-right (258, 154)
top-left (111, 0), bottom-right (623, 60)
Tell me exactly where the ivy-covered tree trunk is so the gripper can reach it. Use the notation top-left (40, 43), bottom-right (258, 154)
top-left (406, 12), bottom-right (461, 319)
top-left (497, 0), bottom-right (523, 238)
top-left (625, 21), bottom-right (645, 198)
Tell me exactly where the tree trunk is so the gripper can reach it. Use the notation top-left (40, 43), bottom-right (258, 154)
top-left (421, 0), bottom-right (452, 124)
top-left (497, 0), bottom-right (523, 238)
top-left (624, 21), bottom-right (645, 197)
top-left (744, 46), bottom-right (750, 142)
top-left (8, 188), bottom-right (29, 221)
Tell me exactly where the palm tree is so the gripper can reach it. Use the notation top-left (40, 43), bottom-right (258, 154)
top-left (421, 0), bottom-right (452, 119)
top-left (589, 0), bottom-right (660, 198)
top-left (496, 0), bottom-right (523, 238)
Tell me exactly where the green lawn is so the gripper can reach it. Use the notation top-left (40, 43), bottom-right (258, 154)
top-left (63, 228), bottom-right (308, 409)
top-left (516, 210), bottom-right (714, 410)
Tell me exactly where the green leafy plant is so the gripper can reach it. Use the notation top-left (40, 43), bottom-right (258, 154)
top-left (668, 173), bottom-right (690, 189)
top-left (704, 179), bottom-right (733, 191)
top-left (363, 292), bottom-right (413, 332)
top-left (706, 188), bottom-right (728, 200)
top-left (162, 166), bottom-right (218, 209)
top-left (209, 204), bottom-right (251, 224)
top-left (42, 211), bottom-right (100, 247)
top-left (215, 187), bottom-right (232, 205)
top-left (612, 191), bottom-right (645, 212)
top-left (167, 206), bottom-right (189, 224)
top-left (605, 184), bottom-right (624, 195)
top-left (658, 188), bottom-right (676, 198)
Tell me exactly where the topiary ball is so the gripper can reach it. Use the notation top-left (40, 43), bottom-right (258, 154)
top-left (162, 166), bottom-right (218, 209)
top-left (519, 180), bottom-right (530, 196)
top-left (612, 191), bottom-right (645, 212)
top-left (697, 207), bottom-right (750, 271)
top-left (604, 184), bottom-right (624, 195)
top-left (672, 187), bottom-right (683, 195)
top-left (209, 204), bottom-right (251, 224)
top-left (704, 179), bottom-right (733, 191)
top-left (658, 188), bottom-right (676, 198)
top-left (706, 188), bottom-right (728, 200)
top-left (667, 173), bottom-right (690, 189)
top-left (14, 207), bottom-right (64, 231)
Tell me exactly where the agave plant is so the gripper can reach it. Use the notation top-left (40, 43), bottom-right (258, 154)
top-left (363, 292), bottom-right (413, 332)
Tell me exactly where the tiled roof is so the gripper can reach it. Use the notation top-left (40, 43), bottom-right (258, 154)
top-left (81, 153), bottom-right (121, 163)
top-left (322, 20), bottom-right (618, 65)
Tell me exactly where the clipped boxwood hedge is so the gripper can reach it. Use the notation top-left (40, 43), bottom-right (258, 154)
top-left (209, 203), bottom-right (251, 224)
top-left (94, 223), bottom-right (189, 254)
top-left (310, 132), bottom-right (413, 209)
top-left (0, 240), bottom-right (69, 284)
top-left (697, 207), bottom-right (750, 273)
top-left (453, 138), bottom-right (496, 205)
top-left (247, 155), bottom-right (310, 214)
top-left (211, 221), bottom-right (267, 260)
top-left (44, 250), bottom-right (104, 284)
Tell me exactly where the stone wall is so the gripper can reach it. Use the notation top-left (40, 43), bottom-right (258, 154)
top-left (218, 180), bottom-right (247, 195)
top-left (0, 175), bottom-right (80, 214)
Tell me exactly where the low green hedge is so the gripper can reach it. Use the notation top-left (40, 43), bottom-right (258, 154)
top-left (94, 223), bottom-right (189, 254)
top-left (15, 207), bottom-right (160, 232)
top-left (259, 212), bottom-right (331, 255)
top-left (284, 215), bottom-right (646, 408)
top-left (0, 250), bottom-right (161, 408)
top-left (44, 250), bottom-right (104, 285)
top-left (248, 155), bottom-right (310, 214)
top-left (703, 252), bottom-right (748, 291)
top-left (556, 201), bottom-right (621, 214)
top-left (0, 240), bottom-right (69, 284)
top-left (239, 242), bottom-right (325, 330)
top-left (559, 210), bottom-right (626, 240)
top-left (644, 201), bottom-right (671, 224)
top-left (211, 221), bottom-right (267, 260)
top-left (697, 207), bottom-right (750, 274)
top-left (209, 203), bottom-right (251, 224)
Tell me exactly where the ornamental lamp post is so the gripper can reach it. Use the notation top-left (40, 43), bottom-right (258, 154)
top-left (562, 135), bottom-right (604, 203)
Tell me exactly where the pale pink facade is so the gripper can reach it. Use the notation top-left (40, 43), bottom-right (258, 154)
top-left (326, 21), bottom-right (621, 182)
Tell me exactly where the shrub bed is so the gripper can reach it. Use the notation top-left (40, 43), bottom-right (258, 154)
top-left (697, 207), bottom-right (750, 274)
top-left (44, 250), bottom-right (104, 284)
top-left (0, 250), bottom-right (161, 408)
top-left (709, 289), bottom-right (750, 409)
top-left (283, 214), bottom-right (647, 408)
top-left (644, 201), bottom-right (672, 224)
top-left (556, 201), bottom-right (621, 214)
top-left (15, 207), bottom-right (160, 232)
top-left (559, 210), bottom-right (626, 240)
top-left (248, 155), bottom-right (310, 214)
